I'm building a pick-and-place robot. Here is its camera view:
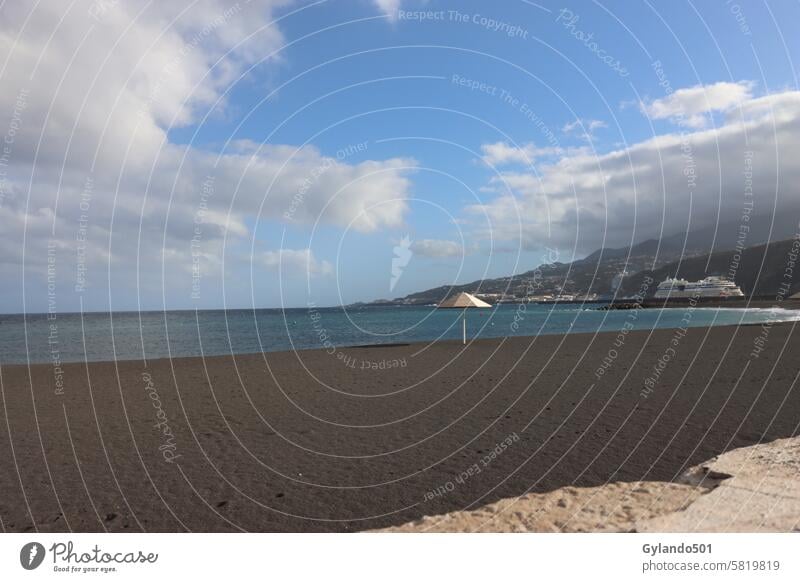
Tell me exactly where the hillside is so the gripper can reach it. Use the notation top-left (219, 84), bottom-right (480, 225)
top-left (371, 217), bottom-right (800, 305)
top-left (621, 236), bottom-right (800, 298)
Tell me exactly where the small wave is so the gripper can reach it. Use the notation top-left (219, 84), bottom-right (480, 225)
top-left (693, 305), bottom-right (800, 323)
top-left (693, 305), bottom-right (800, 315)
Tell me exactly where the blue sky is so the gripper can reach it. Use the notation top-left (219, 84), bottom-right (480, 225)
top-left (2, 0), bottom-right (800, 312)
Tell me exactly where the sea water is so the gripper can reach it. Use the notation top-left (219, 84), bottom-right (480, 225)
top-left (0, 304), bottom-right (798, 365)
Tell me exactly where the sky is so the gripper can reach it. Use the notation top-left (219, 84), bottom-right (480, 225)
top-left (1, 0), bottom-right (799, 313)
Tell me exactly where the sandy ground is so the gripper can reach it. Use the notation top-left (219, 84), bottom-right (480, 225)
top-left (1, 322), bottom-right (798, 532)
top-left (377, 482), bottom-right (705, 532)
top-left (639, 436), bottom-right (800, 532)
top-left (379, 436), bottom-right (800, 532)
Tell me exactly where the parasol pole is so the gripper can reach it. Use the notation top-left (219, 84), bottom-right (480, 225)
top-left (462, 308), bottom-right (466, 345)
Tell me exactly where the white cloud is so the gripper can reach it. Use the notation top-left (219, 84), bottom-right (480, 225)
top-left (640, 81), bottom-right (754, 128)
top-left (562, 118), bottom-right (608, 141)
top-left (410, 239), bottom-right (465, 258)
top-left (260, 249), bottom-right (333, 277)
top-left (467, 88), bottom-right (800, 255)
top-left (480, 141), bottom-right (562, 167)
top-left (0, 1), bottom-right (291, 165)
top-left (373, 0), bottom-right (402, 20)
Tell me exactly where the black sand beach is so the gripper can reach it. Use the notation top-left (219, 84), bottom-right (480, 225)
top-left (1, 322), bottom-right (798, 532)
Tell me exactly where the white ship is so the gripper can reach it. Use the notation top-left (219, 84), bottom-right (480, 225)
top-left (654, 275), bottom-right (744, 299)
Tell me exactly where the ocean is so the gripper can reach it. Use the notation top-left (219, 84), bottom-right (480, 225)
top-left (1, 303), bottom-right (798, 365)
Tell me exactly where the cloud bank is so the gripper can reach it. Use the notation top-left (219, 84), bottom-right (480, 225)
top-left (472, 87), bottom-right (800, 256)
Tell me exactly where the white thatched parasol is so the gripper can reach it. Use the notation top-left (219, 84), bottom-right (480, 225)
top-left (437, 292), bottom-right (491, 344)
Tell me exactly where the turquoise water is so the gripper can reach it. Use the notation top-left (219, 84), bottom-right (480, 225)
top-left (1, 304), bottom-right (798, 365)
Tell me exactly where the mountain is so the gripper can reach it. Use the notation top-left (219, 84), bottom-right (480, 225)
top-left (583, 212), bottom-right (800, 267)
top-left (371, 216), bottom-right (800, 305)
